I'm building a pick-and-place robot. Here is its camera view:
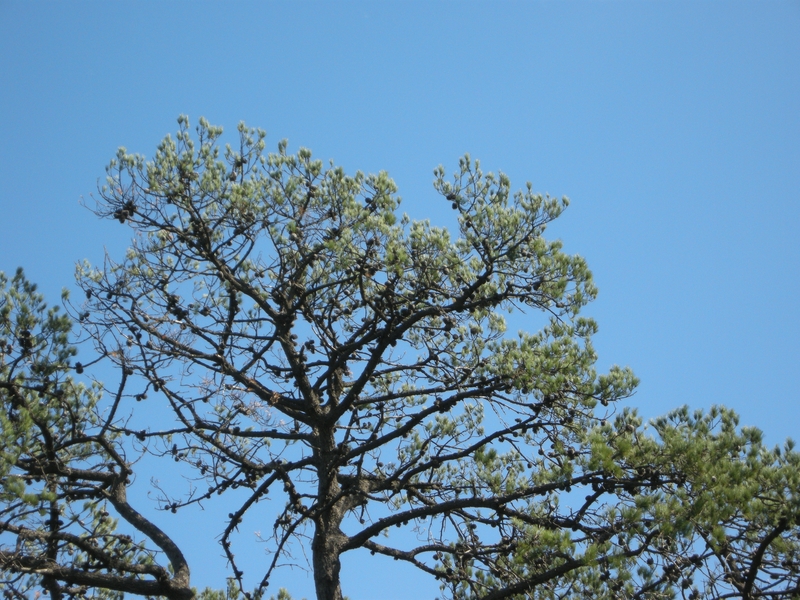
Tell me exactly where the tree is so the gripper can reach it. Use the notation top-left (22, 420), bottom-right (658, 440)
top-left (4, 115), bottom-right (797, 600)
top-left (79, 116), bottom-right (638, 600)
top-left (0, 269), bottom-right (193, 600)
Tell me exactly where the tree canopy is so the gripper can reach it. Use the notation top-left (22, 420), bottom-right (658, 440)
top-left (2, 116), bottom-right (799, 600)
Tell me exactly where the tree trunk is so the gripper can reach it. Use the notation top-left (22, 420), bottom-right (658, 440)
top-left (312, 422), bottom-right (347, 600)
top-left (312, 523), bottom-right (344, 600)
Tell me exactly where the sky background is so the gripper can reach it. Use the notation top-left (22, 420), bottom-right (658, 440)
top-left (1, 2), bottom-right (798, 599)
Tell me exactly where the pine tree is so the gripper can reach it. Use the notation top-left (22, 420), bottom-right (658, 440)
top-left (3, 116), bottom-right (797, 600)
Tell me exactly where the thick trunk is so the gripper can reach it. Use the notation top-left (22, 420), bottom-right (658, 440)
top-left (312, 420), bottom-right (346, 600)
top-left (312, 524), bottom-right (344, 600)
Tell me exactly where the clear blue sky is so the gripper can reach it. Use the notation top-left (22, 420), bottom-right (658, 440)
top-left (1, 2), bottom-right (798, 598)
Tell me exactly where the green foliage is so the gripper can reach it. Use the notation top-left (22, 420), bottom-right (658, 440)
top-left (448, 406), bottom-right (800, 599)
top-left (196, 579), bottom-right (303, 600)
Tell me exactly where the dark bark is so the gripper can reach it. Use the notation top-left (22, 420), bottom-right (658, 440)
top-left (311, 422), bottom-right (347, 600)
top-left (105, 475), bottom-right (193, 599)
